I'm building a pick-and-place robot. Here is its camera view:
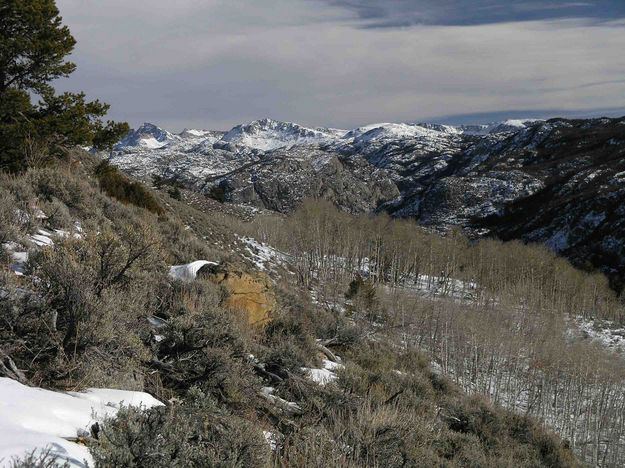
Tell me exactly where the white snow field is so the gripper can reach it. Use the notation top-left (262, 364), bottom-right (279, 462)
top-left (0, 378), bottom-right (163, 467)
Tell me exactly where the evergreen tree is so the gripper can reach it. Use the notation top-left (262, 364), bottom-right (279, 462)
top-left (0, 0), bottom-right (128, 172)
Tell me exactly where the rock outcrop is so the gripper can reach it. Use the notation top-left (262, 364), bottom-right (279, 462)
top-left (199, 264), bottom-right (276, 325)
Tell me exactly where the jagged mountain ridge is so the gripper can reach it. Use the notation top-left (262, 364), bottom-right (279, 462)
top-left (107, 116), bottom-right (625, 290)
top-left (114, 117), bottom-right (537, 153)
top-left (109, 117), bottom-right (538, 213)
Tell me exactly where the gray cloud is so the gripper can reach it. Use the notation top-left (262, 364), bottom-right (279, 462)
top-left (313, 0), bottom-right (625, 27)
top-left (56, 0), bottom-right (625, 131)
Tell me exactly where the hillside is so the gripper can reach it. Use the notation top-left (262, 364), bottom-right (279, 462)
top-left (3, 1), bottom-right (625, 466)
top-left (0, 152), bottom-right (593, 467)
top-left (107, 116), bottom-right (625, 292)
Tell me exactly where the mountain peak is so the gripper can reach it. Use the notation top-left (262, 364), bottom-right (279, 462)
top-left (115, 123), bottom-right (177, 150)
top-left (219, 118), bottom-right (336, 152)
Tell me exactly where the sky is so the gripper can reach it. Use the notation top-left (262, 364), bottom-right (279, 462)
top-left (56, 0), bottom-right (625, 131)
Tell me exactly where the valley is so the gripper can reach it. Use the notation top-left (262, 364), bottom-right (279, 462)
top-left (107, 116), bottom-right (625, 292)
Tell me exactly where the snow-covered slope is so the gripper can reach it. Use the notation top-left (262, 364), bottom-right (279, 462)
top-left (0, 378), bottom-right (162, 467)
top-left (458, 119), bottom-right (541, 136)
top-left (101, 118), bottom-right (570, 223)
top-left (217, 118), bottom-right (342, 152)
top-left (345, 122), bottom-right (457, 142)
top-left (107, 118), bottom-right (480, 189)
top-left (179, 128), bottom-right (221, 140)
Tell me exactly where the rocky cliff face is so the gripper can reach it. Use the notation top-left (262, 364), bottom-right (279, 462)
top-left (108, 116), bottom-right (625, 290)
top-left (478, 118), bottom-right (625, 290)
top-left (214, 147), bottom-right (400, 213)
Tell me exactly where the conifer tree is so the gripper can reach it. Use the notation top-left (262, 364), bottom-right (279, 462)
top-left (0, 0), bottom-right (128, 172)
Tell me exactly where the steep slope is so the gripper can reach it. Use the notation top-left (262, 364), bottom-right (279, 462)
top-left (109, 120), bottom-right (402, 214)
top-left (213, 147), bottom-right (399, 213)
top-left (478, 118), bottom-right (625, 289)
top-left (108, 118), bottom-right (540, 217)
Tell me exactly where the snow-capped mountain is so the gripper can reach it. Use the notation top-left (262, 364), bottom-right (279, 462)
top-left (457, 119), bottom-right (542, 136)
top-left (115, 122), bottom-right (179, 150)
top-left (107, 116), bottom-right (625, 291)
top-left (215, 118), bottom-right (343, 152)
top-left (113, 118), bottom-right (537, 155)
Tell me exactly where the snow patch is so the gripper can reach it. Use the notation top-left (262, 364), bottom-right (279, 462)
top-left (263, 430), bottom-right (279, 451)
top-left (139, 137), bottom-right (168, 149)
top-left (168, 260), bottom-right (218, 282)
top-left (66, 388), bottom-right (163, 410)
top-left (260, 387), bottom-right (302, 414)
top-left (3, 243), bottom-right (28, 277)
top-left (0, 378), bottom-right (162, 467)
top-left (182, 129), bottom-right (209, 137)
top-left (302, 359), bottom-right (344, 386)
top-left (30, 229), bottom-right (54, 247)
top-left (240, 237), bottom-right (287, 272)
top-left (220, 119), bottom-right (338, 152)
top-left (574, 317), bottom-right (625, 354)
top-left (9, 251), bottom-right (28, 276)
top-left (346, 123), bottom-right (442, 143)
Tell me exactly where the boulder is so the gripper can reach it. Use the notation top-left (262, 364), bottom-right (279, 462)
top-left (198, 264), bottom-right (275, 325)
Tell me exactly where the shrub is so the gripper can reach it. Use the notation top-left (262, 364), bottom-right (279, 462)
top-left (9, 449), bottom-right (71, 468)
top-left (168, 185), bottom-right (182, 200)
top-left (0, 174), bottom-right (40, 238)
top-left (337, 347), bottom-right (434, 413)
top-left (0, 187), bottom-right (20, 243)
top-left (345, 275), bottom-right (385, 323)
top-left (26, 167), bottom-right (96, 214)
top-left (434, 431), bottom-right (489, 467)
top-left (150, 280), bottom-right (260, 407)
top-left (155, 217), bottom-right (219, 264)
top-left (1, 219), bottom-right (162, 387)
top-left (442, 396), bottom-right (506, 447)
top-left (40, 197), bottom-right (73, 230)
top-left (271, 282), bottom-right (344, 343)
top-left (207, 184), bottom-right (226, 203)
top-left (95, 162), bottom-right (163, 214)
top-left (439, 395), bottom-right (579, 467)
top-left (262, 311), bottom-right (319, 371)
top-left (336, 403), bottom-right (433, 467)
top-left (91, 388), bottom-right (269, 467)
top-left (280, 398), bottom-right (438, 468)
top-left (277, 425), bottom-right (352, 468)
top-left (262, 337), bottom-right (313, 375)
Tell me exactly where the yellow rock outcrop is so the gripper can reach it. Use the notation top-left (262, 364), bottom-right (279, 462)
top-left (200, 265), bottom-right (275, 325)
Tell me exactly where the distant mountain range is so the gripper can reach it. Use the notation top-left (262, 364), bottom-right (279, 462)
top-left (107, 116), bottom-right (625, 291)
top-left (114, 118), bottom-right (540, 152)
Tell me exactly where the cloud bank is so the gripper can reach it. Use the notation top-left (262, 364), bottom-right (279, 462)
top-left (56, 0), bottom-right (625, 130)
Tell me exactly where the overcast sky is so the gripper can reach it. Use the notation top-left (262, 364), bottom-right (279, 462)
top-left (56, 0), bottom-right (625, 131)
